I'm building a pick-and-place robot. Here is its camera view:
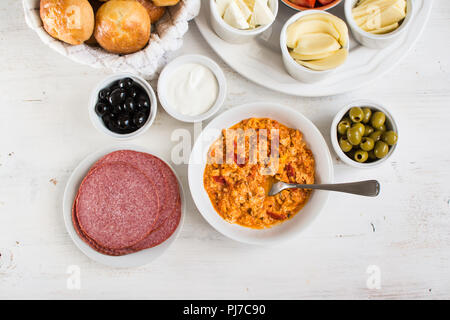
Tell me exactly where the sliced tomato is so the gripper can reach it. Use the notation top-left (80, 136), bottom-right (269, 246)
top-left (317, 0), bottom-right (335, 5)
top-left (213, 176), bottom-right (227, 185)
top-left (267, 211), bottom-right (288, 220)
top-left (285, 163), bottom-right (295, 180)
top-left (289, 0), bottom-right (316, 8)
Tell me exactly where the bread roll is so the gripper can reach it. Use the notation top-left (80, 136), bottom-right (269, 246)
top-left (40, 0), bottom-right (95, 45)
top-left (85, 0), bottom-right (103, 45)
top-left (135, 0), bottom-right (166, 23)
top-left (152, 0), bottom-right (179, 6)
top-left (94, 0), bottom-right (151, 54)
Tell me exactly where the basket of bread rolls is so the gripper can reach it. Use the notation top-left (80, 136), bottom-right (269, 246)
top-left (23, 0), bottom-right (200, 79)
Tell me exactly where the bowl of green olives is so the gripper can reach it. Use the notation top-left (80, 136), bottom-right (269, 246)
top-left (89, 73), bottom-right (157, 140)
top-left (331, 100), bottom-right (399, 168)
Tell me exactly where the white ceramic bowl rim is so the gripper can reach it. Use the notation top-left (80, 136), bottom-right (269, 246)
top-left (280, 10), bottom-right (350, 75)
top-left (157, 54), bottom-right (227, 123)
top-left (345, 0), bottom-right (414, 40)
top-left (188, 102), bottom-right (334, 245)
top-left (209, 0), bottom-right (279, 36)
top-left (89, 73), bottom-right (157, 140)
top-left (331, 99), bottom-right (399, 169)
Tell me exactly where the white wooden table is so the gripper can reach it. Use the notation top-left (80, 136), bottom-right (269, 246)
top-left (1, 0), bottom-right (449, 300)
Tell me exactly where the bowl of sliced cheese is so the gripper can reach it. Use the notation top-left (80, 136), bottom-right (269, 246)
top-left (209, 0), bottom-right (278, 43)
top-left (280, 9), bottom-right (350, 83)
top-left (344, 0), bottom-right (414, 49)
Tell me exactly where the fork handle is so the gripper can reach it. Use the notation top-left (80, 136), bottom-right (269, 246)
top-left (290, 180), bottom-right (380, 197)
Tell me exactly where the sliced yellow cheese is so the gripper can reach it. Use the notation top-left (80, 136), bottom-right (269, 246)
top-left (286, 19), bottom-right (340, 49)
top-left (290, 49), bottom-right (338, 61)
top-left (293, 33), bottom-right (341, 56)
top-left (352, 0), bottom-right (406, 34)
top-left (361, 6), bottom-right (406, 31)
top-left (297, 13), bottom-right (349, 47)
top-left (242, 0), bottom-right (255, 9)
top-left (369, 22), bottom-right (399, 34)
top-left (296, 48), bottom-right (348, 71)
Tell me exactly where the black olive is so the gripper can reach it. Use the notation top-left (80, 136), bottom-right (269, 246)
top-left (109, 88), bottom-right (126, 106)
top-left (128, 87), bottom-right (138, 99)
top-left (118, 77), bottom-right (134, 89)
top-left (102, 113), bottom-right (111, 125)
top-left (98, 88), bottom-right (111, 101)
top-left (117, 114), bottom-right (132, 130)
top-left (95, 103), bottom-right (109, 117)
top-left (133, 112), bottom-right (148, 128)
top-left (137, 98), bottom-right (150, 110)
top-left (123, 98), bottom-right (135, 113)
top-left (112, 103), bottom-right (124, 114)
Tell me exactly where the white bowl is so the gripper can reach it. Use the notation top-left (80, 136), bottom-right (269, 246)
top-left (188, 103), bottom-right (334, 245)
top-left (331, 100), bottom-right (399, 169)
top-left (157, 55), bottom-right (227, 123)
top-left (89, 73), bottom-right (157, 140)
top-left (344, 0), bottom-right (414, 49)
top-left (209, 0), bottom-right (279, 44)
top-left (63, 144), bottom-right (186, 268)
top-left (280, 10), bottom-right (350, 83)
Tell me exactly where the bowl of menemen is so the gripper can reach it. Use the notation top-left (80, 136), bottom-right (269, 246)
top-left (331, 100), bottom-right (399, 168)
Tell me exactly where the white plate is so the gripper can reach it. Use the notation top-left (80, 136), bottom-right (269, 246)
top-left (188, 103), bottom-right (334, 245)
top-left (195, 0), bottom-right (433, 97)
top-left (63, 145), bottom-right (185, 268)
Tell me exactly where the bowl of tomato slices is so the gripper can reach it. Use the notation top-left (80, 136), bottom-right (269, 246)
top-left (281, 0), bottom-right (343, 11)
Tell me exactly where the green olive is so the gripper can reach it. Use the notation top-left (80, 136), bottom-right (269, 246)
top-left (382, 131), bottom-right (398, 146)
top-left (349, 107), bottom-right (364, 123)
top-left (354, 150), bottom-right (369, 163)
top-left (364, 125), bottom-right (374, 137)
top-left (339, 137), bottom-right (353, 152)
top-left (371, 111), bottom-right (386, 129)
top-left (337, 120), bottom-right (351, 136)
top-left (352, 123), bottom-right (365, 136)
top-left (374, 141), bottom-right (389, 159)
top-left (378, 124), bottom-right (386, 132)
top-left (369, 130), bottom-right (383, 142)
top-left (347, 126), bottom-right (363, 145)
top-left (368, 150), bottom-right (377, 161)
top-left (362, 107), bottom-right (372, 124)
top-left (360, 137), bottom-right (375, 151)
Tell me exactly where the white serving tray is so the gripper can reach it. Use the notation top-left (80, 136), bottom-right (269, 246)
top-left (195, 0), bottom-right (433, 97)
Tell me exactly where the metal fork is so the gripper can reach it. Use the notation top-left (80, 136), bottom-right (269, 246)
top-left (269, 180), bottom-right (380, 197)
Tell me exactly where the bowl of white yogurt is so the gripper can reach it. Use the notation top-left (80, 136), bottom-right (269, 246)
top-left (157, 55), bottom-right (227, 123)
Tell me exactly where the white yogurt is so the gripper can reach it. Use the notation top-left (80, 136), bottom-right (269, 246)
top-left (165, 63), bottom-right (219, 116)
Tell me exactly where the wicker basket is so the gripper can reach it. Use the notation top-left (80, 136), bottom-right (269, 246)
top-left (23, 0), bottom-right (201, 79)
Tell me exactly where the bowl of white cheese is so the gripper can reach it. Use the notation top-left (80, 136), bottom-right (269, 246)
top-left (157, 54), bottom-right (227, 123)
top-left (210, 0), bottom-right (278, 44)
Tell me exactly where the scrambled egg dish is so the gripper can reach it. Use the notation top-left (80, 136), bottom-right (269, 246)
top-left (204, 118), bottom-right (315, 229)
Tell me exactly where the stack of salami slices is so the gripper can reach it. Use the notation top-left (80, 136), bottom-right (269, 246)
top-left (72, 150), bottom-right (181, 256)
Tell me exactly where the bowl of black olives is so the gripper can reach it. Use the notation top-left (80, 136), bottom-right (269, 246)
top-left (331, 100), bottom-right (399, 168)
top-left (89, 73), bottom-right (157, 140)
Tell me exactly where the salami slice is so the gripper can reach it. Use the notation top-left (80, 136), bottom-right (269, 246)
top-left (90, 150), bottom-right (179, 229)
top-left (76, 162), bottom-right (160, 250)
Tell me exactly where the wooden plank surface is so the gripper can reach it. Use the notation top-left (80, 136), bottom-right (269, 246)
top-left (0, 0), bottom-right (449, 299)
